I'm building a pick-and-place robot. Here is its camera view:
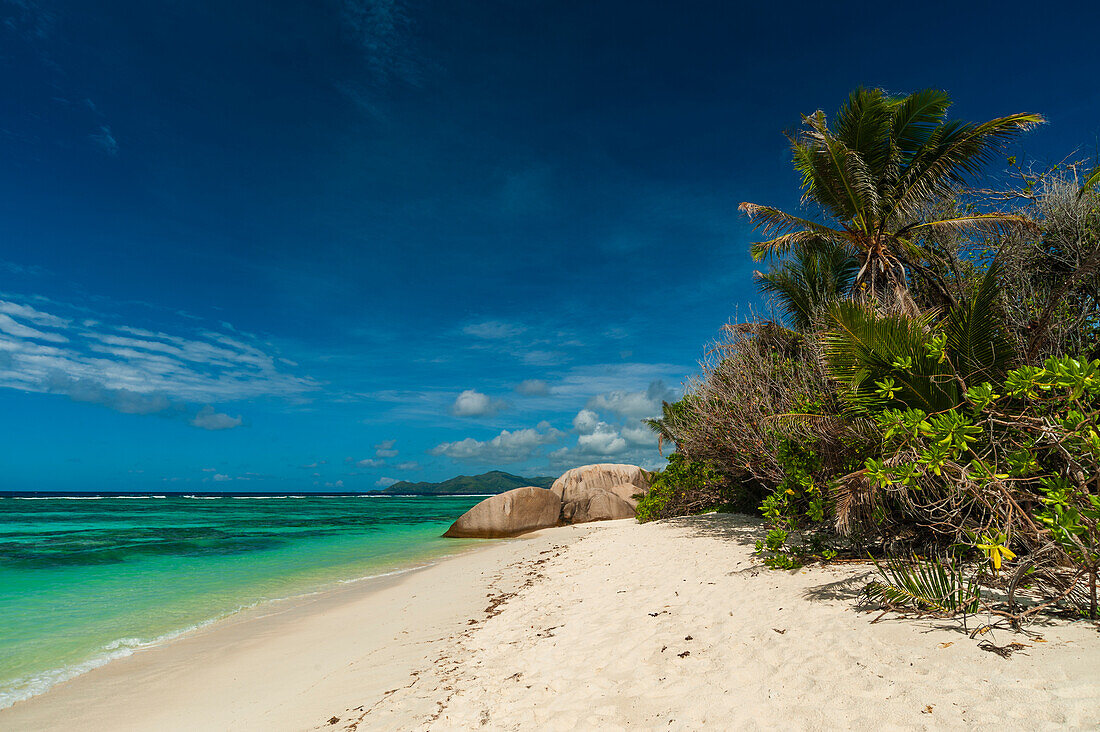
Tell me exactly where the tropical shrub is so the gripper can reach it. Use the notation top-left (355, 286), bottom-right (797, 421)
top-left (648, 86), bottom-right (1100, 625)
top-left (634, 453), bottom-right (733, 523)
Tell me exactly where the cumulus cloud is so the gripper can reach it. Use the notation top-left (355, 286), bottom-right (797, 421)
top-left (357, 458), bottom-right (385, 468)
top-left (548, 381), bottom-right (672, 470)
top-left (395, 461), bottom-right (420, 470)
top-left (515, 379), bottom-right (549, 396)
top-left (375, 476), bottom-right (398, 488)
top-left (374, 439), bottom-right (398, 457)
top-left (586, 380), bottom-right (677, 420)
top-left (431, 425), bottom-right (562, 464)
top-left (213, 473), bottom-right (231, 482)
top-left (190, 405), bottom-right (243, 431)
top-left (450, 389), bottom-right (506, 417)
top-left (463, 320), bottom-right (526, 339)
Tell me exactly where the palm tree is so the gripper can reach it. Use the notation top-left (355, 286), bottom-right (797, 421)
top-left (741, 88), bottom-right (1043, 311)
top-left (757, 239), bottom-right (858, 331)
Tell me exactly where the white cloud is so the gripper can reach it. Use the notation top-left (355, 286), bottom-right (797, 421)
top-left (395, 461), bottom-right (420, 470)
top-left (431, 425), bottom-right (562, 464)
top-left (190, 405), bottom-right (243, 431)
top-left (586, 380), bottom-right (677, 420)
top-left (375, 476), bottom-right (398, 488)
top-left (213, 473), bottom-right (231, 482)
top-left (515, 379), bottom-right (549, 396)
top-left (0, 313), bottom-right (67, 342)
top-left (572, 408), bottom-right (601, 434)
top-left (549, 389), bottom-right (665, 470)
top-left (0, 300), bottom-right (70, 328)
top-left (374, 439), bottom-right (398, 457)
top-left (0, 293), bottom-right (316, 423)
top-left (450, 389), bottom-right (506, 417)
top-left (357, 458), bottom-right (385, 468)
top-left (463, 320), bottom-right (526, 339)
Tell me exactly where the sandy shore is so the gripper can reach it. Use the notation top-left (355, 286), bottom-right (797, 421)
top-left (4, 514), bottom-right (1100, 731)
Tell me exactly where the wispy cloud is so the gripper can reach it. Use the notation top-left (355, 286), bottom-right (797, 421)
top-left (89, 124), bottom-right (118, 156)
top-left (0, 294), bottom-right (316, 426)
top-left (335, 0), bottom-right (424, 115)
top-left (463, 320), bottom-right (526, 339)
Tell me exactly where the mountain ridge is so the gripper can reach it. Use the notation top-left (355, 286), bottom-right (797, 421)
top-left (379, 470), bottom-right (555, 495)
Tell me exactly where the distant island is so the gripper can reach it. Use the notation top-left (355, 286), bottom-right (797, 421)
top-left (379, 470), bottom-right (554, 496)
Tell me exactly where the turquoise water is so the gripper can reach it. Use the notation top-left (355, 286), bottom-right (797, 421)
top-left (0, 494), bottom-right (485, 708)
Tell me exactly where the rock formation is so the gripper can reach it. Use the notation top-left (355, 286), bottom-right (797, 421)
top-left (442, 486), bottom-right (562, 539)
top-left (551, 464), bottom-right (651, 517)
top-left (442, 464), bottom-right (653, 538)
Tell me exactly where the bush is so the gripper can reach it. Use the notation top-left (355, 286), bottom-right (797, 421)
top-left (635, 453), bottom-right (741, 522)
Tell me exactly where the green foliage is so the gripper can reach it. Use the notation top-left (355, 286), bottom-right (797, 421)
top-left (635, 453), bottom-right (731, 523)
top-left (672, 87), bottom-right (1100, 623)
top-left (758, 240), bottom-right (858, 331)
top-left (864, 556), bottom-right (981, 616)
top-left (822, 263), bottom-right (1015, 415)
top-left (742, 87), bottom-right (1042, 304)
top-left (644, 397), bottom-right (698, 457)
top-left (754, 441), bottom-right (832, 568)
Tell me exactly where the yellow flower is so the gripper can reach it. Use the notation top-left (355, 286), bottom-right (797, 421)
top-left (975, 531), bottom-right (1016, 572)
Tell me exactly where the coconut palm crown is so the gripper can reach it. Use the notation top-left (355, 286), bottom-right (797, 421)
top-left (740, 88), bottom-right (1044, 310)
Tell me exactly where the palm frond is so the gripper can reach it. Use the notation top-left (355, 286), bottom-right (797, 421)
top-left (1080, 166), bottom-right (1100, 198)
top-left (902, 213), bottom-right (1038, 237)
top-left (738, 203), bottom-right (849, 259)
top-left (941, 260), bottom-right (1015, 384)
top-left (757, 240), bottom-right (859, 330)
top-left (887, 112), bottom-right (1045, 223)
top-left (864, 555), bottom-right (980, 616)
top-left (821, 301), bottom-right (957, 413)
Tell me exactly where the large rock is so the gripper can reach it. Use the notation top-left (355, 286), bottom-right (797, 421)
top-left (554, 462), bottom-right (646, 508)
top-left (442, 486), bottom-right (562, 538)
top-left (551, 464), bottom-right (651, 521)
top-left (564, 489), bottom-right (637, 524)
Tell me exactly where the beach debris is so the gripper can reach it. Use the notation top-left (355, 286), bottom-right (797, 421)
top-left (939, 642), bottom-right (953, 648)
top-left (922, 706), bottom-right (934, 714)
top-left (677, 651), bottom-right (691, 658)
top-left (978, 640), bottom-right (1029, 658)
top-left (684, 635), bottom-right (693, 641)
top-left (327, 717), bottom-right (340, 725)
top-left (772, 628), bottom-right (787, 634)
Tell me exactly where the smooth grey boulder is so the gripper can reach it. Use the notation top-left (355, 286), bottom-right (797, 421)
top-left (442, 486), bottom-right (562, 538)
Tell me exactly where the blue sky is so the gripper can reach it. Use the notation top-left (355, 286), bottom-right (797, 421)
top-left (1, 1), bottom-right (1098, 491)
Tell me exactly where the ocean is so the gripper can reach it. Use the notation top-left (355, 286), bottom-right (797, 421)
top-left (0, 492), bottom-right (486, 709)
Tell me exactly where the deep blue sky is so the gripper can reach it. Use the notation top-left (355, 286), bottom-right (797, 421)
top-left (1, 1), bottom-right (1097, 491)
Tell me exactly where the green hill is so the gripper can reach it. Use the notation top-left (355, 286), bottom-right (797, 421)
top-left (380, 470), bottom-right (554, 496)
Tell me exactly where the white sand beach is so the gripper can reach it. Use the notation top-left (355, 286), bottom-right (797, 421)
top-left (4, 514), bottom-right (1099, 731)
